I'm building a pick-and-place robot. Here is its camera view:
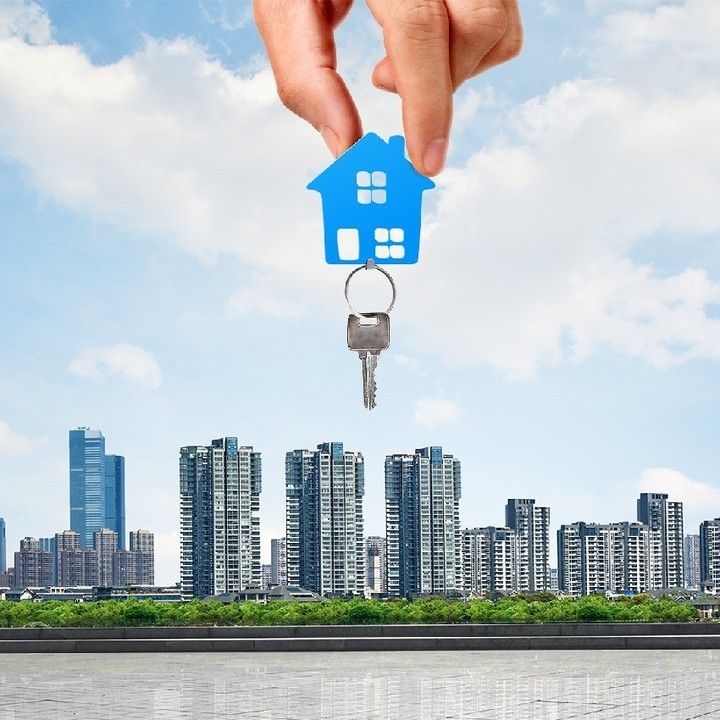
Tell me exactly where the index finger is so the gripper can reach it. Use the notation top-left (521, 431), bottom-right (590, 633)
top-left (369, 0), bottom-right (453, 176)
top-left (254, 0), bottom-right (361, 156)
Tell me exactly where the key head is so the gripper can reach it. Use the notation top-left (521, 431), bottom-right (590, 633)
top-left (347, 313), bottom-right (390, 352)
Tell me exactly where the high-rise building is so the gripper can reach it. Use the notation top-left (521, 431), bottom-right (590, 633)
top-left (558, 523), bottom-right (612, 597)
top-left (129, 530), bottom-right (154, 584)
top-left (180, 439), bottom-right (262, 599)
top-left (685, 534), bottom-right (702, 590)
top-left (55, 530), bottom-right (80, 585)
top-left (365, 536), bottom-right (386, 595)
top-left (613, 522), bottom-right (651, 594)
top-left (637, 492), bottom-right (684, 589)
top-left (558, 521), bottom-right (650, 597)
top-left (105, 455), bottom-right (126, 550)
top-left (59, 548), bottom-right (98, 586)
top-left (286, 442), bottom-right (365, 596)
top-left (0, 517), bottom-right (6, 572)
top-left (69, 428), bottom-right (126, 548)
top-left (505, 499), bottom-right (551, 593)
top-left (94, 528), bottom-right (118, 587)
top-left (549, 567), bottom-right (559, 592)
top-left (13, 537), bottom-right (52, 588)
top-left (261, 564), bottom-right (272, 589)
top-left (463, 527), bottom-right (517, 594)
top-left (270, 538), bottom-right (287, 587)
top-left (385, 447), bottom-right (462, 597)
top-left (700, 518), bottom-right (720, 589)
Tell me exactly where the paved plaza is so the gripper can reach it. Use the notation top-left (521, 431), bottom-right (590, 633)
top-left (0, 650), bottom-right (718, 719)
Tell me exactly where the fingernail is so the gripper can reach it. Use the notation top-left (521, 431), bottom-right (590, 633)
top-left (423, 138), bottom-right (448, 176)
top-left (373, 78), bottom-right (395, 93)
top-left (320, 125), bottom-right (339, 156)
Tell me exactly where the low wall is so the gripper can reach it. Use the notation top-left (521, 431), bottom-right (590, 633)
top-left (0, 623), bottom-right (719, 652)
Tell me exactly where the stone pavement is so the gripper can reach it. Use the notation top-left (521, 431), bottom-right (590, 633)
top-left (0, 650), bottom-right (718, 719)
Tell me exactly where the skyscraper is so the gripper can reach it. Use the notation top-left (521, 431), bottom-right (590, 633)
top-left (685, 534), bottom-right (701, 590)
top-left (105, 455), bottom-right (126, 550)
top-left (637, 492), bottom-right (684, 589)
top-left (505, 498), bottom-right (551, 592)
top-left (286, 442), bottom-right (365, 596)
top-left (365, 536), bottom-right (386, 595)
top-left (180, 438), bottom-right (262, 599)
top-left (463, 527), bottom-right (518, 594)
top-left (0, 517), bottom-right (6, 572)
top-left (700, 518), bottom-right (720, 589)
top-left (94, 528), bottom-right (118, 587)
top-left (270, 538), bottom-right (287, 586)
top-left (13, 537), bottom-right (52, 588)
top-left (69, 428), bottom-right (126, 548)
top-left (385, 447), bottom-right (462, 597)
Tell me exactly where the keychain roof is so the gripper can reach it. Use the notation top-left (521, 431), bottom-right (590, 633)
top-left (308, 133), bottom-right (435, 265)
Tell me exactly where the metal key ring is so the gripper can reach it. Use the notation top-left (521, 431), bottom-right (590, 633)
top-left (344, 259), bottom-right (396, 319)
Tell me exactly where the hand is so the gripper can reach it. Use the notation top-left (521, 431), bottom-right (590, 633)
top-left (253, 0), bottom-right (522, 176)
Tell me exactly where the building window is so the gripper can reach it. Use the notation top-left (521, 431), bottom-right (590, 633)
top-left (357, 171), bottom-right (386, 204)
top-left (374, 227), bottom-right (405, 259)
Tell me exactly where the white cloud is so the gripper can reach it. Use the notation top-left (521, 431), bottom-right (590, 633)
top-left (68, 343), bottom-right (163, 390)
top-left (0, 0), bottom-right (51, 45)
top-left (638, 468), bottom-right (720, 531)
top-left (413, 397), bottom-right (461, 428)
top-left (0, 421), bottom-right (43, 456)
top-left (1, 1), bottom-right (720, 377)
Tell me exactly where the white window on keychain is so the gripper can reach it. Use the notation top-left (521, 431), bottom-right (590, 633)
top-left (356, 171), bottom-right (386, 204)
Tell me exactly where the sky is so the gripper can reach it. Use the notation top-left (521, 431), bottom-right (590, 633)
top-left (1, 0), bottom-right (719, 585)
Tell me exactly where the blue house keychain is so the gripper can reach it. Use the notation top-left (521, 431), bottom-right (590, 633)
top-left (308, 133), bottom-right (435, 264)
top-left (309, 132), bottom-right (435, 409)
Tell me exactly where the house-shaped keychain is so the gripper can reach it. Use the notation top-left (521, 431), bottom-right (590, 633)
top-left (308, 133), bottom-right (435, 264)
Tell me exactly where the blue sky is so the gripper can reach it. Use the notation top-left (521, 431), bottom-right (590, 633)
top-left (1, 0), bottom-right (719, 584)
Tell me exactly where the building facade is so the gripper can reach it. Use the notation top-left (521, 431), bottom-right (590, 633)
top-left (270, 538), bottom-right (287, 587)
top-left (94, 528), bottom-right (118, 587)
top-left (105, 455), bottom-right (126, 550)
top-left (59, 548), bottom-right (98, 586)
top-left (505, 499), bottom-right (551, 593)
top-left (463, 527), bottom-right (517, 594)
top-left (365, 536), bottom-right (386, 595)
top-left (557, 521), bottom-right (650, 597)
top-left (13, 537), bottom-right (52, 588)
top-left (286, 442), bottom-right (365, 596)
top-left (69, 428), bottom-right (125, 548)
top-left (385, 447), bottom-right (462, 597)
top-left (129, 530), bottom-right (154, 584)
top-left (180, 438), bottom-right (262, 599)
top-left (700, 518), bottom-right (720, 588)
top-left (685, 534), bottom-right (702, 590)
top-left (637, 492), bottom-right (684, 590)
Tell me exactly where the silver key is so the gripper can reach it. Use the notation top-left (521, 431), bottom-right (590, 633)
top-left (347, 312), bottom-right (390, 409)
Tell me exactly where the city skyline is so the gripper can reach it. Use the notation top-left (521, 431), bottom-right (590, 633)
top-left (4, 429), bottom-right (720, 597)
top-left (2, 0), bottom-right (720, 588)
top-left (3, 428), bottom-right (720, 586)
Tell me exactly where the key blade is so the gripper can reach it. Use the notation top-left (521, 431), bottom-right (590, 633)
top-left (366, 352), bottom-right (378, 410)
top-left (359, 350), bottom-right (370, 409)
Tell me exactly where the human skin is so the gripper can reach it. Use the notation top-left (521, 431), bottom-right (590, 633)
top-left (253, 0), bottom-right (523, 176)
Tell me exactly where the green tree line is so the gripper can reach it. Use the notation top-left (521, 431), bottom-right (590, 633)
top-left (0, 595), bottom-right (699, 628)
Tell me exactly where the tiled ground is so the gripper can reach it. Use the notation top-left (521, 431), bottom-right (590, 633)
top-left (0, 650), bottom-right (718, 719)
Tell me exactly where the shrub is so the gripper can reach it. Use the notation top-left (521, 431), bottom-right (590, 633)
top-left (0, 595), bottom-right (700, 627)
